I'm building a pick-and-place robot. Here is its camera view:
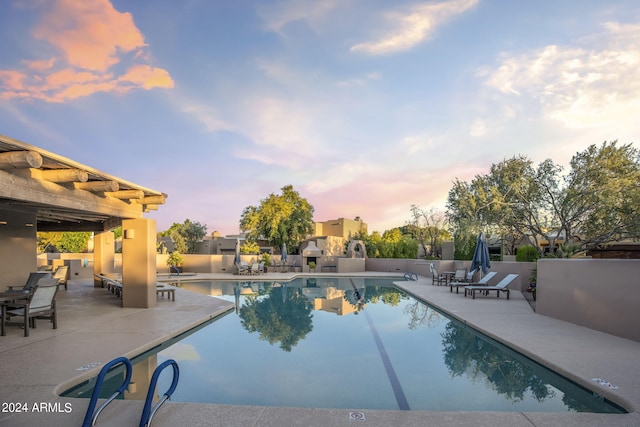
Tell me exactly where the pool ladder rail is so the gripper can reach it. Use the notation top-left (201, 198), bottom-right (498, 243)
top-left (81, 356), bottom-right (180, 427)
top-left (403, 272), bottom-right (418, 281)
top-left (140, 359), bottom-right (180, 427)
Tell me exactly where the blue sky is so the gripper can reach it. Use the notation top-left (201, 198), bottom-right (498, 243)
top-left (1, 0), bottom-right (638, 235)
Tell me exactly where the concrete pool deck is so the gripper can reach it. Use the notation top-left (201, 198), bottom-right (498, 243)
top-left (0, 273), bottom-right (639, 426)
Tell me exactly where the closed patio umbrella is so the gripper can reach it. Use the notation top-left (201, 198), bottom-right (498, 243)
top-left (281, 242), bottom-right (288, 264)
top-left (234, 238), bottom-right (241, 265)
top-left (470, 232), bottom-right (491, 277)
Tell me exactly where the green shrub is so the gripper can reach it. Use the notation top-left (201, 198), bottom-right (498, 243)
top-left (166, 251), bottom-right (184, 267)
top-left (516, 245), bottom-right (539, 262)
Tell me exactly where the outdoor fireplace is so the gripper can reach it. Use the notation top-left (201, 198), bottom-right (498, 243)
top-left (302, 241), bottom-right (323, 272)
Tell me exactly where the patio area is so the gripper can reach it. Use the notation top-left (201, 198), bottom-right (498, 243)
top-left (0, 273), bottom-right (639, 426)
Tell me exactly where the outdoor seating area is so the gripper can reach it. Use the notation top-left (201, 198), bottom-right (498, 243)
top-left (2, 278), bottom-right (58, 337)
top-left (94, 274), bottom-right (177, 301)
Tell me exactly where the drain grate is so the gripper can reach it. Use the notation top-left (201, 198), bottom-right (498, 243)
top-left (349, 411), bottom-right (365, 421)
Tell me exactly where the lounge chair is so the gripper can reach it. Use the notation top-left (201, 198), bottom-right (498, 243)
top-left (52, 265), bottom-right (69, 290)
top-left (6, 271), bottom-right (52, 294)
top-left (449, 271), bottom-right (496, 294)
top-left (5, 278), bottom-right (59, 337)
top-left (250, 262), bottom-right (265, 275)
top-left (236, 262), bottom-right (249, 275)
top-left (464, 274), bottom-right (519, 299)
top-left (156, 284), bottom-right (176, 301)
top-left (429, 264), bottom-right (448, 286)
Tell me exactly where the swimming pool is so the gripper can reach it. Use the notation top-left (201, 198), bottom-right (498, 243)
top-left (63, 277), bottom-right (624, 413)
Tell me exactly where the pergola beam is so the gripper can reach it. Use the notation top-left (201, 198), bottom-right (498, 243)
top-left (40, 168), bottom-right (89, 183)
top-left (73, 180), bottom-right (120, 192)
top-left (0, 151), bottom-right (43, 169)
top-left (0, 169), bottom-right (145, 220)
top-left (104, 189), bottom-right (145, 200)
top-left (135, 195), bottom-right (166, 205)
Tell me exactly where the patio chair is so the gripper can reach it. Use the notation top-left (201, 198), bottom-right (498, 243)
top-left (236, 262), bottom-right (249, 275)
top-left (6, 271), bottom-right (52, 294)
top-left (449, 271), bottom-right (495, 294)
top-left (464, 274), bottom-right (519, 300)
top-left (429, 264), bottom-right (447, 286)
top-left (250, 263), bottom-right (260, 275)
top-left (5, 278), bottom-right (59, 337)
top-left (452, 269), bottom-right (467, 282)
top-left (258, 261), bottom-right (265, 274)
top-left (52, 265), bottom-right (69, 290)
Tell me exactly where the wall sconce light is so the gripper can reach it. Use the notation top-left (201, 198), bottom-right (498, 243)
top-left (124, 229), bottom-right (135, 239)
top-left (25, 223), bottom-right (34, 227)
top-left (0, 221), bottom-right (7, 225)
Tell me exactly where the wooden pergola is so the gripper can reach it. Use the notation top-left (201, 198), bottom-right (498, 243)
top-left (0, 134), bottom-right (167, 231)
top-left (1, 133), bottom-right (169, 308)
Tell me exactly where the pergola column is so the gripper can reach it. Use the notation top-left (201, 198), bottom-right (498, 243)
top-left (93, 231), bottom-right (115, 287)
top-left (122, 218), bottom-right (157, 308)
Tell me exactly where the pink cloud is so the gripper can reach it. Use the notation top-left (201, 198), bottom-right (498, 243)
top-left (32, 0), bottom-right (146, 72)
top-left (23, 58), bottom-right (56, 71)
top-left (0, 70), bottom-right (26, 92)
top-left (0, 0), bottom-right (173, 103)
top-left (120, 65), bottom-right (175, 90)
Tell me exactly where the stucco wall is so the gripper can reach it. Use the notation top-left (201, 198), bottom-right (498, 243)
top-left (537, 258), bottom-right (640, 342)
top-left (0, 208), bottom-right (37, 290)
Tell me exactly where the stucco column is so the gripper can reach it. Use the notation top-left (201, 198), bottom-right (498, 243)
top-left (93, 231), bottom-right (115, 287)
top-left (122, 218), bottom-right (157, 308)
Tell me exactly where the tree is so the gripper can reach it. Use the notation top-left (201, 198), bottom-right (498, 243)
top-left (353, 229), bottom-right (418, 259)
top-left (406, 205), bottom-right (450, 258)
top-left (37, 232), bottom-right (63, 253)
top-left (239, 185), bottom-right (314, 252)
top-left (563, 141), bottom-right (640, 247)
top-left (446, 141), bottom-right (640, 254)
top-left (37, 232), bottom-right (91, 253)
top-left (159, 219), bottom-right (207, 254)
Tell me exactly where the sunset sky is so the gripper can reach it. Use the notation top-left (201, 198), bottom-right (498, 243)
top-left (1, 0), bottom-right (639, 235)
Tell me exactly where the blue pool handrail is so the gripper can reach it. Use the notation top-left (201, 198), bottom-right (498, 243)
top-left (82, 356), bottom-right (133, 427)
top-left (403, 272), bottom-right (418, 281)
top-left (139, 359), bottom-right (180, 427)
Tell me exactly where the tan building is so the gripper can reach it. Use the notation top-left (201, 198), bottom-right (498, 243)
top-left (313, 217), bottom-right (367, 239)
top-left (303, 217), bottom-right (368, 259)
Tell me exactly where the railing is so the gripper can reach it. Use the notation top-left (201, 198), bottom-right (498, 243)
top-left (139, 359), bottom-right (180, 427)
top-left (403, 272), bottom-right (418, 281)
top-left (82, 356), bottom-right (133, 427)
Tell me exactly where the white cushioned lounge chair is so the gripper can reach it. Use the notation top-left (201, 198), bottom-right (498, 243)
top-left (449, 271), bottom-right (496, 294)
top-left (464, 274), bottom-right (519, 299)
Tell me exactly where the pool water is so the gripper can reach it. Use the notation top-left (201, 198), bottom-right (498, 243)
top-left (63, 277), bottom-right (625, 413)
